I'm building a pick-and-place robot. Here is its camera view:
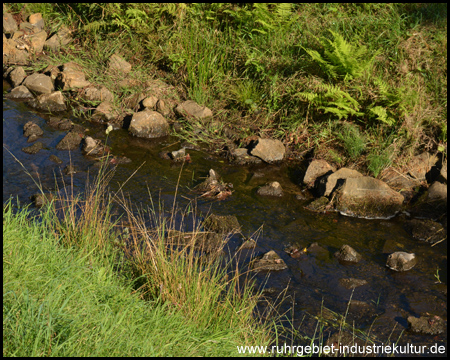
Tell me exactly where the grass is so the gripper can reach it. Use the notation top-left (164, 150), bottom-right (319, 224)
top-left (4, 3), bottom-right (447, 174)
top-left (3, 156), bottom-right (275, 356)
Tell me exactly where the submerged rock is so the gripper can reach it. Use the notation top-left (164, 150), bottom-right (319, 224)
top-left (237, 237), bottom-right (257, 251)
top-left (305, 196), bottom-right (330, 212)
top-left (257, 181), bottom-right (283, 197)
top-left (407, 315), bottom-right (445, 335)
top-left (30, 193), bottom-right (54, 208)
top-left (202, 214), bottom-right (241, 234)
top-left (22, 141), bottom-right (44, 154)
top-left (404, 219), bottom-right (445, 244)
top-left (250, 250), bottom-right (287, 272)
top-left (166, 230), bottom-right (225, 253)
top-left (230, 147), bottom-right (262, 165)
top-left (56, 131), bottom-right (82, 151)
top-left (386, 252), bottom-right (417, 271)
top-left (334, 245), bottom-right (362, 263)
top-left (339, 278), bottom-right (368, 289)
top-left (23, 121), bottom-right (43, 142)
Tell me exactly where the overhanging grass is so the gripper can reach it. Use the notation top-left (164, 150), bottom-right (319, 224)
top-left (3, 198), bottom-right (273, 356)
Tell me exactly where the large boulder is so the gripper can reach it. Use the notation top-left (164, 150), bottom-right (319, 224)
top-left (23, 73), bottom-right (54, 95)
top-left (129, 110), bottom-right (170, 138)
top-left (303, 160), bottom-right (336, 188)
top-left (324, 168), bottom-right (363, 196)
top-left (249, 138), bottom-right (285, 163)
top-left (336, 176), bottom-right (404, 219)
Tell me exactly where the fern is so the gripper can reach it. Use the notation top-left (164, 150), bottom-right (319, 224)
top-left (297, 83), bottom-right (363, 120)
top-left (304, 30), bottom-right (379, 81)
top-left (369, 106), bottom-right (396, 126)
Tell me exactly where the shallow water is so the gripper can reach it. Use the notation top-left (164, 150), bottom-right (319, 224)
top-left (3, 90), bottom-right (447, 355)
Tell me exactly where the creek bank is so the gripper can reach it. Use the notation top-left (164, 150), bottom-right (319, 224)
top-left (3, 9), bottom-right (447, 347)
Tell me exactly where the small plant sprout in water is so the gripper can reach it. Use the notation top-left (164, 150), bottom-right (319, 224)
top-left (434, 267), bottom-right (443, 284)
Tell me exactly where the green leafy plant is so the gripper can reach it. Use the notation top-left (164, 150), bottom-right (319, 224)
top-left (367, 148), bottom-right (393, 177)
top-left (336, 124), bottom-right (367, 159)
top-left (303, 29), bottom-right (379, 81)
top-left (297, 83), bottom-right (364, 120)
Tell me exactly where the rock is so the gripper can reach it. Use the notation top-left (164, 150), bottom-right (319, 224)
top-left (304, 196), bottom-right (330, 212)
top-left (324, 168), bottom-right (363, 196)
top-left (93, 101), bottom-right (119, 123)
top-left (404, 219), bottom-right (445, 244)
top-left (21, 142), bottom-right (44, 154)
top-left (324, 331), bottom-right (367, 357)
top-left (386, 252), bottom-right (416, 271)
top-left (19, 22), bottom-right (34, 33)
top-left (109, 156), bottom-right (132, 165)
top-left (55, 69), bottom-right (91, 91)
top-left (174, 100), bottom-right (213, 120)
top-left (79, 85), bottom-right (114, 103)
top-left (3, 38), bottom-right (29, 65)
top-left (284, 244), bottom-right (307, 259)
top-left (28, 91), bottom-right (67, 112)
top-left (336, 176), bottom-right (404, 219)
top-left (23, 73), bottom-right (54, 95)
top-left (335, 245), bottom-right (362, 263)
top-left (82, 136), bottom-right (108, 157)
top-left (408, 152), bottom-right (438, 181)
top-left (380, 167), bottom-right (420, 192)
top-left (250, 250), bottom-right (288, 272)
top-left (230, 147), bottom-right (262, 165)
top-left (169, 148), bottom-right (187, 162)
top-left (23, 121), bottom-right (43, 142)
top-left (8, 66), bottom-right (26, 87)
top-left (407, 315), bottom-right (445, 335)
top-left (28, 30), bottom-right (47, 53)
top-left (3, 12), bottom-right (18, 34)
top-left (166, 230), bottom-right (225, 253)
top-left (237, 238), bottom-right (257, 250)
top-left (339, 278), bottom-right (368, 289)
top-left (129, 110), bottom-right (170, 138)
top-left (195, 169), bottom-right (233, 200)
top-left (30, 193), bottom-right (53, 208)
top-left (257, 181), bottom-right (283, 197)
top-left (64, 165), bottom-right (78, 175)
top-left (249, 138), bottom-right (285, 163)
top-left (47, 117), bottom-right (73, 131)
top-left (28, 13), bottom-right (44, 31)
top-left (108, 54), bottom-right (132, 74)
top-left (202, 214), bottom-right (241, 234)
top-left (303, 160), bottom-right (336, 188)
top-left (5, 85), bottom-right (34, 99)
top-left (410, 181), bottom-right (447, 219)
top-left (49, 154), bottom-right (63, 164)
top-left (42, 64), bottom-right (60, 81)
top-left (142, 95), bottom-right (158, 109)
top-left (44, 26), bottom-right (72, 51)
top-left (155, 99), bottom-right (170, 117)
top-left (56, 131), bottom-right (82, 151)
top-left (440, 159), bottom-right (447, 181)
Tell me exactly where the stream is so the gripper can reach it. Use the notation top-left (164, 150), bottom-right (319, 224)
top-left (3, 86), bottom-right (447, 356)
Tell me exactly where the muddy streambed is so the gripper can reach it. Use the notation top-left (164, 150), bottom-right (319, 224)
top-left (3, 92), bottom-right (447, 355)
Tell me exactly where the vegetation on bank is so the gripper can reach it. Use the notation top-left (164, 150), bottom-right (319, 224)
top-left (3, 164), bottom-right (274, 356)
top-left (6, 3), bottom-right (447, 176)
